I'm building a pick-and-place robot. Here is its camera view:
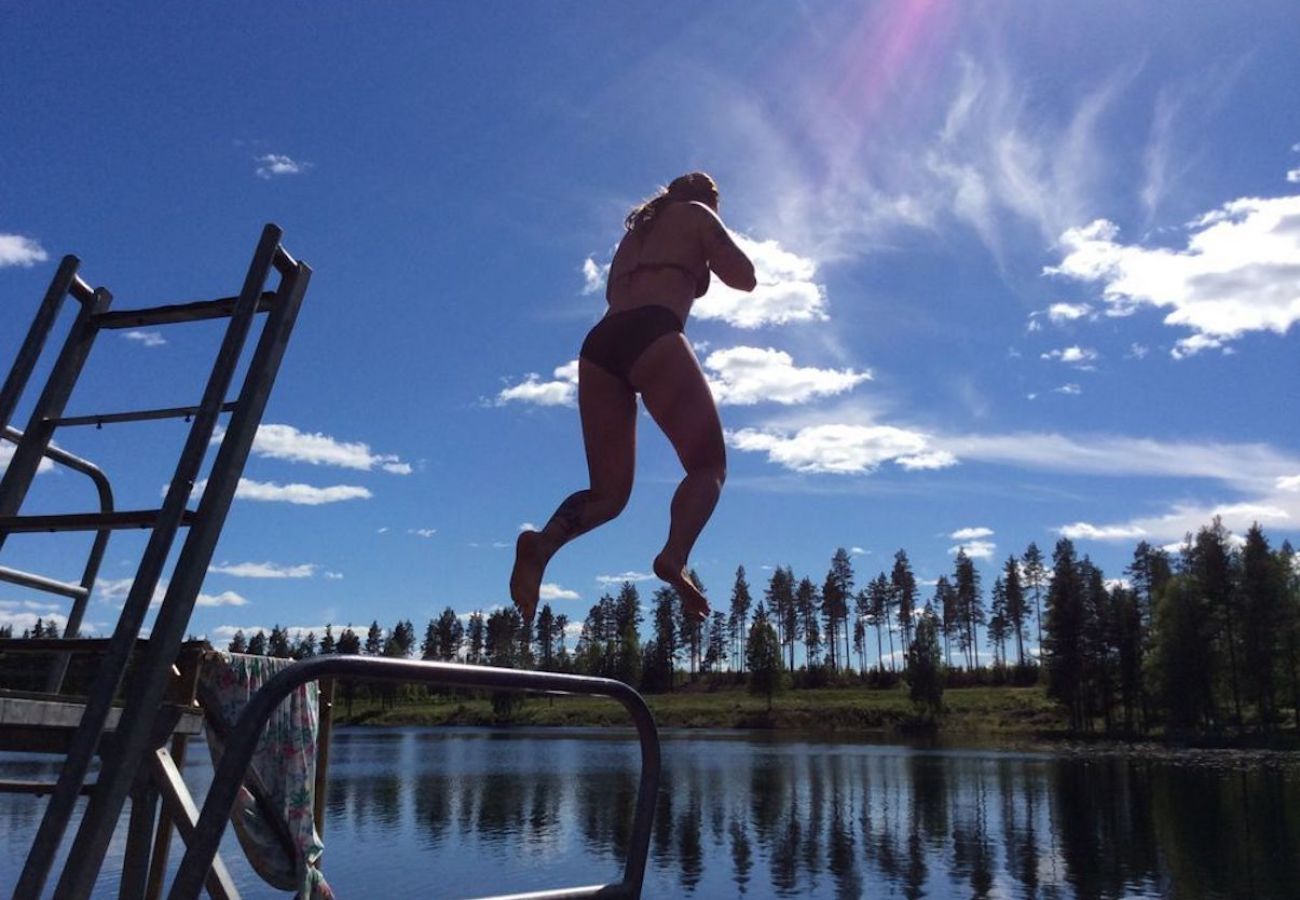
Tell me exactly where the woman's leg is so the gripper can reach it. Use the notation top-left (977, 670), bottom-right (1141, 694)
top-left (630, 334), bottom-right (726, 622)
top-left (511, 358), bottom-right (637, 622)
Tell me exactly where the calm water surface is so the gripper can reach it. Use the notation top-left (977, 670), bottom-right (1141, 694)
top-left (2, 727), bottom-right (1298, 898)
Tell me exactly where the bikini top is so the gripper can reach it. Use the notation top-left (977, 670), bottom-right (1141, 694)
top-left (621, 261), bottom-right (711, 299)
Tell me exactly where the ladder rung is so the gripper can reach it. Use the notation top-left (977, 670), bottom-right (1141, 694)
top-left (49, 402), bottom-right (237, 428)
top-left (0, 509), bottom-right (196, 533)
top-left (0, 780), bottom-right (96, 796)
top-left (91, 292), bottom-right (277, 329)
top-left (0, 565), bottom-right (89, 600)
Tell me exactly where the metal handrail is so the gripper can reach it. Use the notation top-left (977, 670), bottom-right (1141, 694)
top-left (1, 425), bottom-right (114, 690)
top-left (169, 657), bottom-right (660, 900)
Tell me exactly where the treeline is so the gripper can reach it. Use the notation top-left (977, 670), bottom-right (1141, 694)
top-left (7, 518), bottom-right (1295, 737)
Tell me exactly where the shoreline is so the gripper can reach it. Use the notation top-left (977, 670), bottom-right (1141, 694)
top-left (329, 684), bottom-right (1300, 756)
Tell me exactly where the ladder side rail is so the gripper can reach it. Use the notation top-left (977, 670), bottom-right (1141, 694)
top-left (0, 426), bottom-right (115, 689)
top-left (167, 658), bottom-right (661, 900)
top-left (53, 235), bottom-right (307, 899)
top-left (0, 255), bottom-right (81, 434)
top-left (15, 226), bottom-right (284, 900)
top-left (0, 287), bottom-right (112, 551)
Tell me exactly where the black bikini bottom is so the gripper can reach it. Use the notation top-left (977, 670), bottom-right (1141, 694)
top-left (579, 305), bottom-right (684, 387)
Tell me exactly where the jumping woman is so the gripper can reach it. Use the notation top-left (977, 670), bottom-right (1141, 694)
top-left (511, 172), bottom-right (757, 625)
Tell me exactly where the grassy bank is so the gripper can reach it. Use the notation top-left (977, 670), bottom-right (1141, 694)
top-left (332, 683), bottom-right (1066, 737)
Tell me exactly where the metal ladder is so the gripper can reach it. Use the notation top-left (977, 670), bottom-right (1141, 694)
top-left (1, 224), bottom-right (311, 899)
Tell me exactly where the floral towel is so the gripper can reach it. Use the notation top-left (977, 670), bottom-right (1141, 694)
top-left (200, 652), bottom-right (333, 899)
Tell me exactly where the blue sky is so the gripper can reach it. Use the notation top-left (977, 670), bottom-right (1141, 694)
top-left (3, 1), bottom-right (1298, 660)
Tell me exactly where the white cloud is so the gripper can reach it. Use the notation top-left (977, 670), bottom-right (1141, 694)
top-left (186, 477), bottom-right (371, 506)
top-left (123, 330), bottom-right (166, 348)
top-left (1040, 346), bottom-right (1098, 367)
top-left (255, 154), bottom-right (309, 179)
top-left (539, 583), bottom-right (579, 601)
top-left (408, 528), bottom-right (437, 538)
top-left (951, 527), bottom-right (993, 540)
top-left (703, 346), bottom-right (870, 406)
top-left (0, 444), bottom-right (54, 475)
top-left (95, 577), bottom-right (168, 607)
top-left (595, 571), bottom-right (656, 585)
top-left (1053, 383), bottom-right (1082, 395)
top-left (1288, 169), bottom-right (1300, 184)
top-left (726, 424), bottom-right (956, 476)
top-left (212, 623), bottom-right (327, 642)
top-left (0, 606), bottom-right (68, 634)
top-left (1057, 522), bottom-right (1148, 541)
top-left (324, 571), bottom-right (344, 580)
top-left (1127, 343), bottom-right (1150, 359)
top-left (849, 547), bottom-right (868, 556)
top-left (221, 423), bottom-right (409, 474)
top-left (197, 590), bottom-right (249, 608)
top-left (1047, 302), bottom-right (1094, 323)
top-left (519, 522), bottom-right (538, 532)
top-left (581, 257), bottom-right (609, 295)
top-left (1277, 475), bottom-right (1300, 492)
top-left (0, 233), bottom-right (48, 267)
top-left (376, 527), bottom-right (389, 534)
top-left (693, 235), bottom-right (828, 328)
top-left (496, 360), bottom-right (579, 407)
top-left (949, 539), bottom-right (996, 560)
top-left (1048, 195), bottom-right (1300, 354)
top-left (208, 561), bottom-right (315, 578)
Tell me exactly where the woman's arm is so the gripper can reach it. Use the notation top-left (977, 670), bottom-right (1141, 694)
top-left (695, 203), bottom-right (757, 292)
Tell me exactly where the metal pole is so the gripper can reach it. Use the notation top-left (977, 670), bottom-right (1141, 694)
top-left (168, 657), bottom-right (660, 900)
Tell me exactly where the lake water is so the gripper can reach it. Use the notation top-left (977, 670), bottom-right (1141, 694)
top-left (2, 727), bottom-right (1298, 898)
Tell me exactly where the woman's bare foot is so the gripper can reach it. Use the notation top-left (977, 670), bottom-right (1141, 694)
top-left (654, 552), bottom-right (709, 622)
top-left (511, 531), bottom-right (546, 623)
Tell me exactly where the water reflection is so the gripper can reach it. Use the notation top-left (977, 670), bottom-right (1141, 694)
top-left (3, 730), bottom-right (1298, 898)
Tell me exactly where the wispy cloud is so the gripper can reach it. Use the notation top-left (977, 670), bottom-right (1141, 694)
top-left (123, 330), bottom-right (166, 348)
top-left (208, 561), bottom-right (315, 578)
top-left (0, 233), bottom-right (48, 268)
top-left (186, 477), bottom-right (372, 506)
top-left (217, 424), bottom-right (410, 474)
top-left (197, 590), bottom-right (249, 607)
top-left (581, 257), bottom-right (609, 295)
top-left (949, 539), bottom-right (995, 560)
top-left (1040, 346), bottom-right (1098, 368)
top-left (1048, 192), bottom-right (1300, 357)
top-left (1053, 383), bottom-right (1082, 396)
top-left (255, 154), bottom-right (310, 179)
top-left (595, 571), bottom-right (656, 585)
top-left (1058, 522), bottom-right (1147, 541)
top-left (408, 528), bottom-right (437, 538)
top-left (0, 444), bottom-right (54, 475)
top-left (950, 526), bottom-right (993, 540)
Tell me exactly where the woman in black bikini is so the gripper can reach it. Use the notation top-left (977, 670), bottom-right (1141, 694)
top-left (511, 172), bottom-right (757, 624)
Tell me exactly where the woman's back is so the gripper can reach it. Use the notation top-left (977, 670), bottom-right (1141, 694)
top-left (606, 201), bottom-right (755, 324)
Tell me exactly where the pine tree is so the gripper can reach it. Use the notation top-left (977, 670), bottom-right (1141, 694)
top-left (828, 549), bottom-right (856, 672)
top-left (1044, 539), bottom-right (1086, 730)
top-left (703, 611), bottom-right (728, 673)
top-left (934, 576), bottom-right (958, 668)
top-left (1002, 556), bottom-right (1027, 666)
top-left (796, 577), bottom-right (822, 667)
top-left (292, 631), bottom-right (317, 659)
top-left (1022, 542), bottom-right (1047, 655)
top-left (364, 620), bottom-right (383, 655)
top-left (466, 612), bottom-right (485, 664)
top-left (421, 618), bottom-right (438, 661)
top-left (953, 550), bottom-right (983, 670)
top-left (891, 550), bottom-right (917, 651)
top-left (1187, 518), bottom-right (1240, 724)
top-left (648, 587), bottom-right (679, 691)
top-left (765, 567), bottom-right (795, 670)
top-left (434, 607), bottom-right (464, 662)
top-left (729, 566), bottom-right (753, 672)
top-left (988, 576), bottom-right (1008, 669)
top-left (319, 624), bottom-right (336, 655)
top-left (1240, 524), bottom-right (1283, 726)
top-left (745, 603), bottom-right (783, 710)
top-left (906, 606), bottom-right (944, 719)
top-left (868, 574), bottom-right (892, 672)
top-left (227, 629), bottom-right (247, 654)
top-left (336, 626), bottom-right (361, 655)
top-left (268, 624), bottom-right (292, 658)
top-left (247, 630), bottom-right (268, 656)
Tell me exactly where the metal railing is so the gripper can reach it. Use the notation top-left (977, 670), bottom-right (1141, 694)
top-left (168, 657), bottom-right (661, 900)
top-left (1, 424), bottom-right (114, 691)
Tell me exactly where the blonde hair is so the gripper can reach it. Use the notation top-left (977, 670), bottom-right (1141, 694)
top-left (624, 172), bottom-right (719, 233)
